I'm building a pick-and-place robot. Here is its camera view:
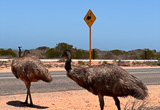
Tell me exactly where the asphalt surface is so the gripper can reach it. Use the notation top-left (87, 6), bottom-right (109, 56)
top-left (0, 68), bottom-right (160, 96)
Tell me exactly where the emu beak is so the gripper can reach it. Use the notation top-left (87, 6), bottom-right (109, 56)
top-left (59, 55), bottom-right (63, 58)
top-left (59, 53), bottom-right (65, 58)
top-left (59, 53), bottom-right (66, 62)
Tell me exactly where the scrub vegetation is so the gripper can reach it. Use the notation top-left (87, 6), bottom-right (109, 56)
top-left (1, 42), bottom-right (160, 60)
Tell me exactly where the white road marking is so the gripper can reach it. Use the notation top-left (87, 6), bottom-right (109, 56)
top-left (0, 75), bottom-right (66, 79)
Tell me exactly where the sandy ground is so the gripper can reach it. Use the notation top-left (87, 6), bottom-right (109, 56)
top-left (1, 60), bottom-right (160, 73)
top-left (0, 85), bottom-right (159, 110)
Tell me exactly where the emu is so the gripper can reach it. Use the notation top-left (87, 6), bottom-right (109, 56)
top-left (61, 50), bottom-right (148, 110)
top-left (11, 50), bottom-right (52, 106)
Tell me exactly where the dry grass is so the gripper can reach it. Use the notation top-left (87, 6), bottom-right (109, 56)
top-left (124, 100), bottom-right (160, 110)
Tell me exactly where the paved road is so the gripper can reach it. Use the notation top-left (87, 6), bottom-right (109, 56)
top-left (0, 68), bottom-right (160, 96)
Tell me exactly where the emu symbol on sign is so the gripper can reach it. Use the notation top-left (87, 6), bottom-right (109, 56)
top-left (87, 16), bottom-right (91, 20)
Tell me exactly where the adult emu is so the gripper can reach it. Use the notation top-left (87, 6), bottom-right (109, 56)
top-left (11, 50), bottom-right (52, 106)
top-left (61, 50), bottom-right (148, 110)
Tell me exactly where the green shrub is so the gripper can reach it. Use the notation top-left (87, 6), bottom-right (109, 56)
top-left (46, 48), bottom-right (62, 58)
top-left (140, 49), bottom-right (156, 59)
top-left (103, 61), bottom-right (108, 64)
top-left (55, 42), bottom-right (73, 52)
top-left (0, 49), bottom-right (17, 57)
top-left (36, 46), bottom-right (50, 50)
top-left (92, 49), bottom-right (98, 59)
top-left (110, 50), bottom-right (127, 55)
top-left (74, 49), bottom-right (89, 59)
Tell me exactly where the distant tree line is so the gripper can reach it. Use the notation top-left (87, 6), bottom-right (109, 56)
top-left (0, 48), bottom-right (17, 58)
top-left (0, 42), bottom-right (160, 60)
top-left (97, 49), bottom-right (160, 60)
top-left (45, 43), bottom-right (91, 59)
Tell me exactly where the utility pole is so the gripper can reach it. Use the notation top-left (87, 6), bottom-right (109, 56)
top-left (18, 46), bottom-right (22, 57)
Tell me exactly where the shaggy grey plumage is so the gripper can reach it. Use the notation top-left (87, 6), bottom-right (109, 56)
top-left (11, 51), bottom-right (52, 106)
top-left (61, 50), bottom-right (148, 110)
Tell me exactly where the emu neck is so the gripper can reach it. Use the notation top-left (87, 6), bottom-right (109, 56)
top-left (65, 57), bottom-right (72, 72)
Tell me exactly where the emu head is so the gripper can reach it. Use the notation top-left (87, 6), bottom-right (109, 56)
top-left (23, 50), bottom-right (30, 56)
top-left (61, 50), bottom-right (71, 61)
top-left (60, 50), bottom-right (72, 72)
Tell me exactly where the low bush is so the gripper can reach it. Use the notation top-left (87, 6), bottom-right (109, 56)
top-left (0, 49), bottom-right (17, 57)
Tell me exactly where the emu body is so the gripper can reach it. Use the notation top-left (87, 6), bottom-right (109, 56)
top-left (62, 50), bottom-right (148, 110)
top-left (11, 54), bottom-right (52, 106)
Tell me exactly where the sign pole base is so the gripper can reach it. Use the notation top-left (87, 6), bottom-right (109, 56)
top-left (89, 27), bottom-right (91, 66)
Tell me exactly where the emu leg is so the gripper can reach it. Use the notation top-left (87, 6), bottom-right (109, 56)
top-left (113, 97), bottom-right (121, 110)
top-left (27, 82), bottom-right (33, 106)
top-left (25, 82), bottom-right (33, 106)
top-left (24, 90), bottom-right (29, 104)
top-left (21, 84), bottom-right (29, 104)
top-left (98, 94), bottom-right (104, 110)
top-left (28, 89), bottom-right (33, 106)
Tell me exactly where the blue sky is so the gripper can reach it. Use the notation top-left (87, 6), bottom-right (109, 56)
top-left (0, 0), bottom-right (160, 51)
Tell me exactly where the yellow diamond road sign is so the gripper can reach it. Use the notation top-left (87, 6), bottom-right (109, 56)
top-left (84, 9), bottom-right (96, 28)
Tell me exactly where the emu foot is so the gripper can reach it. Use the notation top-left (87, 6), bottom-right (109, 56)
top-left (21, 101), bottom-right (28, 105)
top-left (28, 104), bottom-right (33, 107)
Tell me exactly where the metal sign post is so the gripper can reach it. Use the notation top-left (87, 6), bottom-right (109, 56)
top-left (84, 9), bottom-right (96, 66)
top-left (89, 27), bottom-right (91, 66)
